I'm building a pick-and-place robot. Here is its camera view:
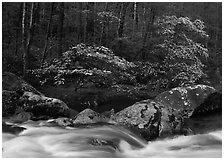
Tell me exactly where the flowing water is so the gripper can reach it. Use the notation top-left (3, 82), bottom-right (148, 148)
top-left (2, 120), bottom-right (222, 158)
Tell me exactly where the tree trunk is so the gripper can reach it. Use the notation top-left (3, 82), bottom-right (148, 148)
top-left (86, 2), bottom-right (95, 43)
top-left (42, 2), bottom-right (54, 64)
top-left (100, 2), bottom-right (108, 45)
top-left (132, 2), bottom-right (137, 38)
top-left (93, 3), bottom-right (96, 44)
top-left (22, 2), bottom-right (27, 79)
top-left (22, 2), bottom-right (37, 78)
top-left (141, 3), bottom-right (146, 37)
top-left (34, 2), bottom-right (40, 34)
top-left (141, 5), bottom-right (156, 61)
top-left (77, 2), bottom-right (83, 43)
top-left (15, 3), bottom-right (23, 56)
top-left (83, 3), bottom-right (87, 43)
top-left (57, 2), bottom-right (64, 58)
top-left (26, 2), bottom-right (36, 69)
top-left (118, 3), bottom-right (129, 38)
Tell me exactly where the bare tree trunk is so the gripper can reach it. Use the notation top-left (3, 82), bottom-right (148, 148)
top-left (93, 3), bottom-right (96, 44)
top-left (15, 3), bottom-right (23, 56)
top-left (22, 2), bottom-right (37, 78)
top-left (118, 2), bottom-right (129, 38)
top-left (42, 2), bottom-right (54, 64)
top-left (57, 2), bottom-right (64, 58)
top-left (132, 2), bottom-right (137, 38)
top-left (26, 2), bottom-right (35, 69)
top-left (77, 2), bottom-right (83, 43)
top-left (141, 3), bottom-right (146, 37)
top-left (100, 2), bottom-right (108, 45)
top-left (141, 5), bottom-right (156, 61)
top-left (22, 2), bottom-right (27, 79)
top-left (86, 2), bottom-right (95, 43)
top-left (83, 3), bottom-right (87, 43)
top-left (34, 3), bottom-right (40, 34)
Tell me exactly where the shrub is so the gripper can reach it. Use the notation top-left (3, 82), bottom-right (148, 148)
top-left (153, 16), bottom-right (209, 87)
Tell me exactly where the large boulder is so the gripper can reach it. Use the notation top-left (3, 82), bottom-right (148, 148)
top-left (2, 72), bottom-right (70, 120)
top-left (113, 84), bottom-right (221, 140)
top-left (3, 72), bottom-right (42, 95)
top-left (113, 99), bottom-right (184, 140)
top-left (191, 92), bottom-right (222, 117)
top-left (184, 91), bottom-right (222, 134)
top-left (18, 91), bottom-right (70, 119)
top-left (155, 84), bottom-right (217, 112)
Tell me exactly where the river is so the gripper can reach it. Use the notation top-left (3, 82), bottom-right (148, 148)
top-left (2, 119), bottom-right (222, 158)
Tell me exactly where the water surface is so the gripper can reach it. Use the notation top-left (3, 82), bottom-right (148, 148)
top-left (2, 120), bottom-right (222, 158)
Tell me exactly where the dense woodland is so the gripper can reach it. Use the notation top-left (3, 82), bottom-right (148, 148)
top-left (2, 2), bottom-right (222, 91)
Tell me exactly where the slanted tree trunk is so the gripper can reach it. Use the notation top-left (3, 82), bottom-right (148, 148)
top-left (57, 2), bottom-right (64, 58)
top-left (42, 2), bottom-right (54, 64)
top-left (118, 2), bottom-right (129, 38)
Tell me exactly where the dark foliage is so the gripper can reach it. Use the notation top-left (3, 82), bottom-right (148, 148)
top-left (2, 2), bottom-right (222, 91)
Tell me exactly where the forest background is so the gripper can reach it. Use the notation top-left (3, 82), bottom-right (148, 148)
top-left (2, 2), bottom-right (222, 92)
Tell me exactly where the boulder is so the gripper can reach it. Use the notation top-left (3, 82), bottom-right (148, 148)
top-left (184, 92), bottom-right (222, 134)
top-left (43, 118), bottom-right (74, 127)
top-left (113, 99), bottom-right (184, 140)
top-left (155, 84), bottom-right (217, 112)
top-left (8, 111), bottom-right (33, 123)
top-left (191, 92), bottom-right (222, 117)
top-left (72, 108), bottom-right (100, 124)
top-left (2, 72), bottom-right (70, 120)
top-left (185, 92), bottom-right (222, 134)
top-left (18, 91), bottom-right (70, 119)
top-left (2, 72), bottom-right (42, 95)
top-left (113, 85), bottom-right (220, 140)
top-left (72, 108), bottom-right (110, 125)
top-left (38, 109), bottom-right (115, 128)
top-left (2, 90), bottom-right (19, 117)
top-left (2, 122), bottom-right (26, 134)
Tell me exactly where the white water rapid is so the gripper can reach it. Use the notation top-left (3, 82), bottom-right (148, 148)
top-left (2, 120), bottom-right (222, 158)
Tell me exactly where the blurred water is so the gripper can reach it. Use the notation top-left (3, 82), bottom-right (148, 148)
top-left (2, 120), bottom-right (222, 158)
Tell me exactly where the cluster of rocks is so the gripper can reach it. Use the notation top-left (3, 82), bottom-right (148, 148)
top-left (2, 72), bottom-right (70, 122)
top-left (2, 72), bottom-right (222, 141)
